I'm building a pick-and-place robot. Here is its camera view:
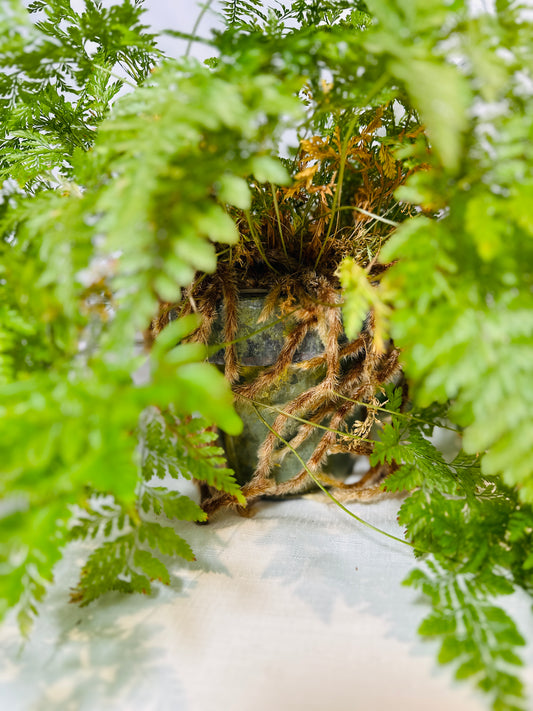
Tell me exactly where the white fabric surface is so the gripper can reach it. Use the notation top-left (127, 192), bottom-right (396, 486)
top-left (2, 490), bottom-right (533, 711)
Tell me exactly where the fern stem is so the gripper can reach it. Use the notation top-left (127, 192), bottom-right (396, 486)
top-left (244, 209), bottom-right (278, 272)
top-left (92, 62), bottom-right (137, 90)
top-left (251, 403), bottom-right (414, 549)
top-left (352, 206), bottom-right (400, 227)
top-left (314, 113), bottom-right (358, 269)
top-left (270, 183), bottom-right (289, 259)
top-left (332, 391), bottom-right (461, 433)
top-left (186, 0), bottom-right (214, 57)
top-left (240, 394), bottom-right (373, 443)
top-left (313, 203), bottom-right (400, 228)
top-left (314, 73), bottom-right (391, 270)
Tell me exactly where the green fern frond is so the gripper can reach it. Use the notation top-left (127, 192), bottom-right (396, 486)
top-left (221, 0), bottom-right (267, 28)
top-left (139, 486), bottom-right (206, 523)
top-left (405, 562), bottom-right (526, 711)
top-left (68, 491), bottom-right (199, 607)
top-left (376, 395), bottom-right (533, 708)
top-left (140, 408), bottom-right (245, 505)
top-left (70, 533), bottom-right (150, 606)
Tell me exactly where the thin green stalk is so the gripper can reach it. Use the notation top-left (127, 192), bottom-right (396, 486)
top-left (244, 209), bottom-right (278, 272)
top-left (352, 206), bottom-right (400, 227)
top-left (294, 196), bottom-right (316, 262)
top-left (311, 204), bottom-right (400, 228)
top-left (251, 403), bottom-right (414, 549)
top-left (186, 0), bottom-right (214, 57)
top-left (313, 112), bottom-right (359, 269)
top-left (270, 183), bottom-right (289, 259)
top-left (332, 390), bottom-right (461, 433)
top-left (239, 394), bottom-right (373, 443)
top-left (314, 73), bottom-right (391, 270)
top-left (92, 62), bottom-right (137, 90)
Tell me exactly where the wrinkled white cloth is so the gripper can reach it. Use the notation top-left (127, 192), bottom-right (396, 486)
top-left (2, 489), bottom-right (532, 711)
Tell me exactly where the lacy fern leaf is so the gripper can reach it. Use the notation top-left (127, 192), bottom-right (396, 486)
top-left (69, 491), bottom-right (199, 607)
top-left (377, 396), bottom-right (533, 709)
top-left (406, 563), bottom-right (526, 711)
top-left (140, 408), bottom-right (245, 505)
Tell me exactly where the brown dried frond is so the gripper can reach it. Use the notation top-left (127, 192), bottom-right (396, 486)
top-left (190, 279), bottom-right (220, 345)
top-left (258, 282), bottom-right (281, 322)
top-left (201, 491), bottom-right (236, 517)
top-left (331, 462), bottom-right (397, 503)
top-left (266, 470), bottom-right (310, 497)
top-left (332, 482), bottom-right (391, 502)
top-left (219, 265), bottom-right (240, 384)
top-left (305, 396), bottom-right (361, 473)
top-left (275, 401), bottom-right (334, 464)
top-left (150, 301), bottom-right (174, 338)
top-left (350, 398), bottom-right (378, 439)
top-left (374, 347), bottom-right (401, 385)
